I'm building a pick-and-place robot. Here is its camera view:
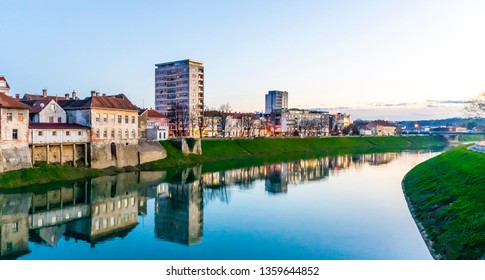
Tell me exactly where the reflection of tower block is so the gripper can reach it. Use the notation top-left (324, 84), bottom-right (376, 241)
top-left (264, 164), bottom-right (288, 194)
top-left (155, 182), bottom-right (203, 245)
top-left (0, 194), bottom-right (32, 259)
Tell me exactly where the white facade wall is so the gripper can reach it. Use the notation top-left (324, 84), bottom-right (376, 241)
top-left (146, 126), bottom-right (169, 141)
top-left (37, 100), bottom-right (67, 123)
top-left (29, 128), bottom-right (90, 144)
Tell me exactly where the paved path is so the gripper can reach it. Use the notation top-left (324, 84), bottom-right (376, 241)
top-left (469, 141), bottom-right (485, 153)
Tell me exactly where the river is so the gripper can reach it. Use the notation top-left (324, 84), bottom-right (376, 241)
top-left (0, 150), bottom-right (438, 260)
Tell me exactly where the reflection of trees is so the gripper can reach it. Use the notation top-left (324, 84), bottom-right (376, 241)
top-left (201, 153), bottom-right (401, 192)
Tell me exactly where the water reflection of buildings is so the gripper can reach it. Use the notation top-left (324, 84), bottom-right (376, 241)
top-left (0, 194), bottom-right (31, 259)
top-left (154, 166), bottom-right (203, 246)
top-left (201, 153), bottom-right (400, 193)
top-left (0, 172), bottom-right (161, 259)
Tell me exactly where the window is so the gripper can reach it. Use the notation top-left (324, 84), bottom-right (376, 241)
top-left (110, 114), bottom-right (115, 123)
top-left (125, 130), bottom-right (129, 138)
top-left (66, 131), bottom-right (70, 136)
top-left (52, 131), bottom-right (57, 136)
top-left (12, 129), bottom-right (18, 139)
top-left (95, 113), bottom-right (100, 123)
top-left (111, 130), bottom-right (115, 138)
top-left (125, 116), bottom-right (129, 124)
top-left (18, 113), bottom-right (23, 122)
top-left (38, 131), bottom-right (43, 136)
top-left (118, 129), bottom-right (122, 138)
top-left (118, 115), bottom-right (122, 123)
top-left (78, 130), bottom-right (82, 136)
top-left (96, 129), bottom-right (100, 138)
top-left (6, 113), bottom-right (12, 121)
top-left (58, 117), bottom-right (62, 123)
top-left (131, 116), bottom-right (135, 124)
top-left (131, 130), bottom-right (136, 138)
top-left (103, 114), bottom-right (108, 123)
top-left (12, 222), bottom-right (18, 232)
top-left (51, 103), bottom-right (55, 110)
top-left (103, 129), bottom-right (108, 138)
top-left (49, 116), bottom-right (54, 123)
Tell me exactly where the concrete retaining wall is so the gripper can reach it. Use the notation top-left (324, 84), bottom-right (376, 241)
top-left (90, 142), bottom-right (139, 169)
top-left (171, 138), bottom-right (202, 155)
top-left (0, 144), bottom-right (32, 173)
top-left (138, 141), bottom-right (167, 164)
top-left (30, 144), bottom-right (87, 166)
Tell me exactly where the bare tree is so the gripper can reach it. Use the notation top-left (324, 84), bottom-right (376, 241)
top-left (197, 106), bottom-right (211, 138)
top-left (205, 108), bottom-right (220, 137)
top-left (240, 113), bottom-right (254, 137)
top-left (179, 104), bottom-right (190, 137)
top-left (217, 103), bottom-right (232, 137)
top-left (257, 116), bottom-right (268, 137)
top-left (168, 103), bottom-right (190, 137)
top-left (189, 110), bottom-right (199, 137)
top-left (317, 114), bottom-right (330, 136)
top-left (464, 92), bottom-right (485, 119)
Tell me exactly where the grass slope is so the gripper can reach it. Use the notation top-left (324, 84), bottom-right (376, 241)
top-left (402, 146), bottom-right (485, 259)
top-left (145, 136), bottom-right (446, 171)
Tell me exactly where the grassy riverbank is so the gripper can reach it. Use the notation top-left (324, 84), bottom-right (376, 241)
top-left (402, 146), bottom-right (485, 259)
top-left (0, 136), bottom-right (447, 189)
top-left (144, 136), bottom-right (447, 172)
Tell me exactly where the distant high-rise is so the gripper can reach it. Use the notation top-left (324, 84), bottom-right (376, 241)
top-left (265, 90), bottom-right (288, 114)
top-left (155, 59), bottom-right (204, 136)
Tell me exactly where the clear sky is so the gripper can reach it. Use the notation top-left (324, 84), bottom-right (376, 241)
top-left (1, 0), bottom-right (484, 120)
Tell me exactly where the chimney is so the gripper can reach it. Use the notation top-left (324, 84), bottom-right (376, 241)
top-left (65, 93), bottom-right (70, 99)
top-left (72, 90), bottom-right (77, 99)
top-left (102, 93), bottom-right (106, 97)
top-left (42, 89), bottom-right (47, 98)
top-left (91, 90), bottom-right (96, 97)
top-left (96, 91), bottom-right (100, 97)
top-left (15, 93), bottom-right (20, 100)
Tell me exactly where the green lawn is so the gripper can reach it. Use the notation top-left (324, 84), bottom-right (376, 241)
top-left (402, 146), bottom-right (485, 259)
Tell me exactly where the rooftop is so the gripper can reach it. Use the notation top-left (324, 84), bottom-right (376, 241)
top-left (29, 122), bottom-right (90, 129)
top-left (155, 59), bottom-right (203, 67)
top-left (0, 93), bottom-right (31, 109)
top-left (58, 94), bottom-right (138, 111)
top-left (0, 75), bottom-right (10, 89)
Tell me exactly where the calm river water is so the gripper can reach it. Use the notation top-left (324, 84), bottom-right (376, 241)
top-left (1, 151), bottom-right (438, 260)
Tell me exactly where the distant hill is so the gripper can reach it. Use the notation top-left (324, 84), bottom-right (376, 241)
top-left (396, 117), bottom-right (485, 128)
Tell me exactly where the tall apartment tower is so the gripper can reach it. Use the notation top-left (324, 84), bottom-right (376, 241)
top-left (265, 90), bottom-right (288, 114)
top-left (155, 59), bottom-right (204, 136)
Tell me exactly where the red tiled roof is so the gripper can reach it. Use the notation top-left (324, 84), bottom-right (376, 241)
top-left (147, 109), bottom-right (166, 118)
top-left (0, 93), bottom-right (31, 109)
top-left (22, 93), bottom-right (69, 101)
top-left (29, 122), bottom-right (89, 129)
top-left (59, 94), bottom-right (138, 111)
top-left (0, 76), bottom-right (10, 89)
